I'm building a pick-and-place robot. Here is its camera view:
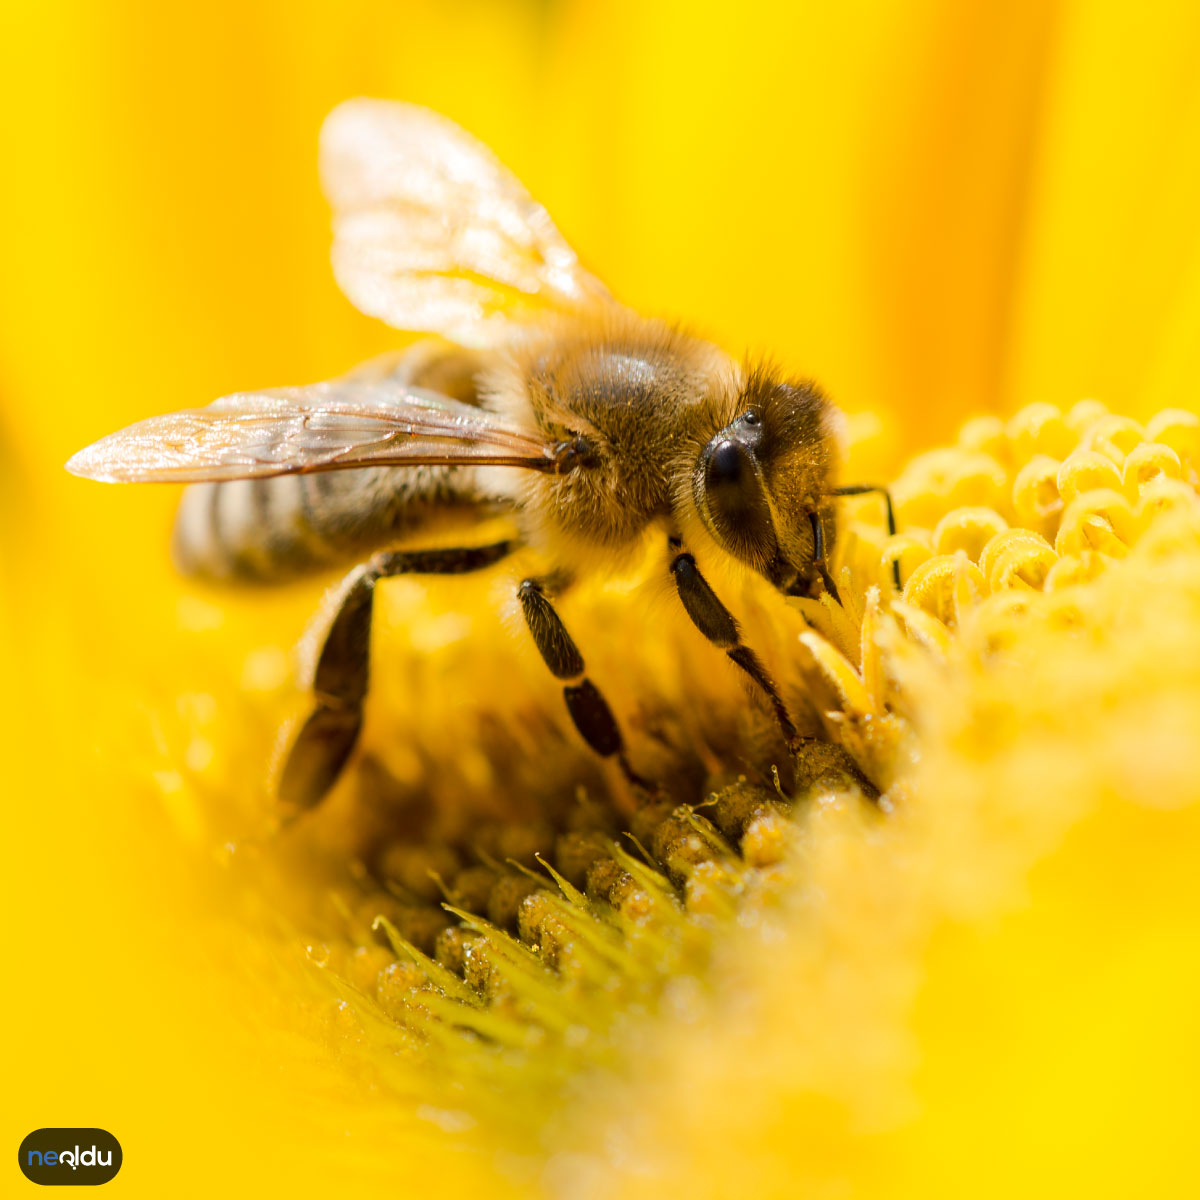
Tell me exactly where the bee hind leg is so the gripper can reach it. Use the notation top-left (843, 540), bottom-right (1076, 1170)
top-left (278, 540), bottom-right (515, 815)
top-left (518, 579), bottom-right (648, 790)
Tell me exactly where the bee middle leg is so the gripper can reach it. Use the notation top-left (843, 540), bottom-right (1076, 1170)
top-left (518, 579), bottom-right (647, 789)
top-left (279, 540), bottom-right (514, 813)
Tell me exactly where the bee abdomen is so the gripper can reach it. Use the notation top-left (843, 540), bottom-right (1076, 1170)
top-left (172, 477), bottom-right (297, 582)
top-left (171, 466), bottom-right (481, 584)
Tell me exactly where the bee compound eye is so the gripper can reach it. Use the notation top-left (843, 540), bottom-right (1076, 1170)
top-left (705, 438), bottom-right (751, 490)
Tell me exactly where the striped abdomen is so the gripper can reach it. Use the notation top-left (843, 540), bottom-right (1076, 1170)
top-left (170, 464), bottom-right (487, 583)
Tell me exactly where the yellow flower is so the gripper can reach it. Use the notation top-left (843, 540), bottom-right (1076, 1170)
top-left (5, 3), bottom-right (1200, 1198)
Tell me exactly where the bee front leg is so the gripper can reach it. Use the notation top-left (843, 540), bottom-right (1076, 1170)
top-left (518, 579), bottom-right (647, 789)
top-left (279, 540), bottom-right (514, 814)
top-left (828, 484), bottom-right (901, 589)
top-left (668, 540), bottom-right (799, 747)
top-left (669, 540), bottom-right (879, 799)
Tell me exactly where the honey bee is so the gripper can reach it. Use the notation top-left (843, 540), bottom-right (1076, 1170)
top-left (66, 99), bottom-right (893, 811)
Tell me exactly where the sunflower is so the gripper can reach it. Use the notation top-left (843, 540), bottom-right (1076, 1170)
top-left (4, 3), bottom-right (1200, 1197)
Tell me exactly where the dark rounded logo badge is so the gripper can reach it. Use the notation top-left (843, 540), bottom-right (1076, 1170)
top-left (18, 1130), bottom-right (122, 1186)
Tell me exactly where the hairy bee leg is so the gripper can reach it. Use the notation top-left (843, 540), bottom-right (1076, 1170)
top-left (279, 540), bottom-right (515, 813)
top-left (518, 580), bottom-right (646, 788)
top-left (828, 484), bottom-right (901, 589)
top-left (669, 546), bottom-right (799, 746)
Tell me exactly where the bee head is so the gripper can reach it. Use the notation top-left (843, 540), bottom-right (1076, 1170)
top-left (693, 372), bottom-right (837, 592)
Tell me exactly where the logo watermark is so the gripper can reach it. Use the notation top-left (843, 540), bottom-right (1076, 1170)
top-left (18, 1129), bottom-right (122, 1186)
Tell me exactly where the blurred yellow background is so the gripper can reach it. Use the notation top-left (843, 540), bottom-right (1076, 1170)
top-left (4, 1), bottom-right (1200, 1195)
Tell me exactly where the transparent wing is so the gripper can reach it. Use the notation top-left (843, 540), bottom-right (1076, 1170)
top-left (321, 98), bottom-right (615, 346)
top-left (65, 378), bottom-right (558, 483)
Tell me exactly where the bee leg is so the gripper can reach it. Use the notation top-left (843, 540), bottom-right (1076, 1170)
top-left (828, 484), bottom-right (901, 589)
top-left (518, 579), bottom-right (647, 789)
top-left (670, 542), bottom-right (879, 800)
top-left (279, 540), bottom-right (514, 814)
top-left (668, 544), bottom-right (799, 747)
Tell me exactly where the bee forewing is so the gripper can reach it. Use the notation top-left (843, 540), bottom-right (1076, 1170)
top-left (65, 379), bottom-right (557, 483)
top-left (320, 98), bottom-right (615, 346)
